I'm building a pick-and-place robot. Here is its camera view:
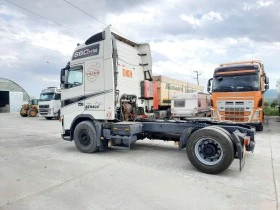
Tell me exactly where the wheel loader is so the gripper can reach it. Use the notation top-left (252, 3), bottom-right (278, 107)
top-left (20, 99), bottom-right (39, 117)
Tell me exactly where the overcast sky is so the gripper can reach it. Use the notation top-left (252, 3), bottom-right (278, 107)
top-left (0, 0), bottom-right (279, 97)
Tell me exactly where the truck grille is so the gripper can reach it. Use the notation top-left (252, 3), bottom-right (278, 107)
top-left (39, 105), bottom-right (49, 108)
top-left (225, 107), bottom-right (244, 122)
top-left (217, 100), bottom-right (253, 123)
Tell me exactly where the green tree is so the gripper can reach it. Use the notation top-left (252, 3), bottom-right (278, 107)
top-left (264, 102), bottom-right (269, 107)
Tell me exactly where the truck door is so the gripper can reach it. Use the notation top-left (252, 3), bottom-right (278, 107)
top-left (61, 64), bottom-right (85, 120)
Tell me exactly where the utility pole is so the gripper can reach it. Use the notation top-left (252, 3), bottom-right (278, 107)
top-left (193, 71), bottom-right (201, 85)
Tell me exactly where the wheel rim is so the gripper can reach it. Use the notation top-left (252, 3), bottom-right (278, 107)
top-left (194, 138), bottom-right (223, 165)
top-left (79, 129), bottom-right (91, 146)
top-left (30, 110), bottom-right (36, 117)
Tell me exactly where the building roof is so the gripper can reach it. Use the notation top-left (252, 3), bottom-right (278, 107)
top-left (0, 78), bottom-right (30, 101)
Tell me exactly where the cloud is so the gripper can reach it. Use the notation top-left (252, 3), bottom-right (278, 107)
top-left (180, 11), bottom-right (223, 28)
top-left (243, 0), bottom-right (274, 11)
top-left (0, 0), bottom-right (280, 98)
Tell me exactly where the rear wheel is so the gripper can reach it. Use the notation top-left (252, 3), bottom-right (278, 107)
top-left (186, 126), bottom-right (234, 174)
top-left (74, 121), bottom-right (98, 153)
top-left (45, 117), bottom-right (52, 120)
top-left (20, 108), bottom-right (27, 117)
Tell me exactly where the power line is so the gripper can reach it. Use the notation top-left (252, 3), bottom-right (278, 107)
top-left (2, 0), bottom-right (84, 37)
top-left (63, 0), bottom-right (107, 26)
top-left (61, 0), bottom-right (192, 71)
top-left (63, 0), bottom-right (129, 38)
top-left (151, 51), bottom-right (189, 69)
top-left (3, 0), bottom-right (194, 73)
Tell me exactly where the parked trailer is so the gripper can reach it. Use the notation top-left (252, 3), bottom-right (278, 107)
top-left (153, 75), bottom-right (204, 118)
top-left (60, 26), bottom-right (255, 174)
top-left (171, 92), bottom-right (211, 118)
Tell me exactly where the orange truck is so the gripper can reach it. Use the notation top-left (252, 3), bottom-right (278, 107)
top-left (207, 60), bottom-right (269, 131)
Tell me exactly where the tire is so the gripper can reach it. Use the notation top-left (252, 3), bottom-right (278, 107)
top-left (74, 121), bottom-right (98, 153)
top-left (186, 126), bottom-right (234, 174)
top-left (45, 117), bottom-right (53, 120)
top-left (256, 124), bottom-right (263, 131)
top-left (20, 108), bottom-right (27, 117)
top-left (28, 109), bottom-right (37, 117)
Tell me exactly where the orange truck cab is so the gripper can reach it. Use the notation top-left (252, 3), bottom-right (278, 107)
top-left (207, 60), bottom-right (269, 131)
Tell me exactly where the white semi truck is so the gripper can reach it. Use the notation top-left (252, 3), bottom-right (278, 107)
top-left (59, 26), bottom-right (255, 174)
top-left (39, 87), bottom-right (61, 119)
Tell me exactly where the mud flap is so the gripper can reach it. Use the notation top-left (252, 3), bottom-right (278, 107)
top-left (179, 127), bottom-right (194, 150)
top-left (231, 130), bottom-right (246, 171)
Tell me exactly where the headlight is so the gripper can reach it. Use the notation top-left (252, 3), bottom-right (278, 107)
top-left (253, 110), bottom-right (261, 119)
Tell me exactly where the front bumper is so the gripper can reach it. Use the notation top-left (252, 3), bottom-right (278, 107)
top-left (61, 132), bottom-right (71, 141)
top-left (39, 108), bottom-right (58, 117)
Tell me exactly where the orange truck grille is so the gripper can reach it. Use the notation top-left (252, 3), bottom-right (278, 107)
top-left (225, 107), bottom-right (244, 121)
top-left (217, 100), bottom-right (254, 123)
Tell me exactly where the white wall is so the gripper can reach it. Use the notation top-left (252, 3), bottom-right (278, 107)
top-left (9, 91), bottom-right (23, 113)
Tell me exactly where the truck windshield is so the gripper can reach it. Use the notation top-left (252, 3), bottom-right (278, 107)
top-left (40, 93), bottom-right (55, 101)
top-left (212, 74), bottom-right (260, 92)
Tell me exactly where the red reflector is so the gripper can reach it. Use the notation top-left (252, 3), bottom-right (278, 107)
top-left (244, 136), bottom-right (250, 145)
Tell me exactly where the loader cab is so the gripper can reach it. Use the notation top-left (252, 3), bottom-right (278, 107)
top-left (30, 99), bottom-right (39, 106)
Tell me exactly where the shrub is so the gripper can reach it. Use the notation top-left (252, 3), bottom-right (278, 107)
top-left (264, 106), bottom-right (279, 116)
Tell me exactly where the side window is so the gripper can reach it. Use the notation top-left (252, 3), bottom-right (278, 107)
top-left (174, 100), bottom-right (185, 108)
top-left (67, 65), bottom-right (83, 88)
top-left (54, 94), bottom-right (61, 100)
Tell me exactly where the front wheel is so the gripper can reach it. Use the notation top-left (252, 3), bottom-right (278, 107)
top-left (186, 126), bottom-right (234, 174)
top-left (28, 109), bottom-right (37, 117)
top-left (74, 121), bottom-right (98, 153)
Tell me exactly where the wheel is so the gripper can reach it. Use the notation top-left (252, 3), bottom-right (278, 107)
top-left (20, 108), bottom-right (27, 117)
top-left (256, 124), bottom-right (263, 131)
top-left (74, 121), bottom-right (98, 153)
top-left (28, 109), bottom-right (37, 117)
top-left (45, 117), bottom-right (53, 120)
top-left (186, 126), bottom-right (234, 174)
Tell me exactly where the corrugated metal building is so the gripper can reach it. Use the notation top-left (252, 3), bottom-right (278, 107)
top-left (0, 78), bottom-right (30, 113)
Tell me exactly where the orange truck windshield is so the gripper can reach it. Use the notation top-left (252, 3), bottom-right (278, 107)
top-left (212, 73), bottom-right (260, 92)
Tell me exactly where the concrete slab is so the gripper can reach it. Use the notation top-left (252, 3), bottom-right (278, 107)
top-left (0, 114), bottom-right (279, 210)
top-left (2, 162), bottom-right (277, 210)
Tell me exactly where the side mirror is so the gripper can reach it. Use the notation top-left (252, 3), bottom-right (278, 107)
top-left (265, 84), bottom-right (269, 90)
top-left (265, 76), bottom-right (269, 85)
top-left (207, 78), bottom-right (213, 93)
top-left (60, 68), bottom-right (66, 83)
top-left (60, 68), bottom-right (68, 89)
